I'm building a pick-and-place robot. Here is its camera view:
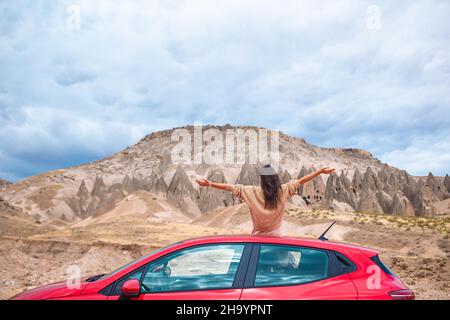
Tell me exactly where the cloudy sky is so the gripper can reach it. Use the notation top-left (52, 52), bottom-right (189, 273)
top-left (0, 0), bottom-right (449, 181)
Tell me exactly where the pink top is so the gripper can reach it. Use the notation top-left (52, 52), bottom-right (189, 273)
top-left (232, 180), bottom-right (301, 236)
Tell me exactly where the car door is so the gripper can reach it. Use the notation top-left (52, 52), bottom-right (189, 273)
top-left (240, 244), bottom-right (357, 300)
top-left (106, 243), bottom-right (252, 300)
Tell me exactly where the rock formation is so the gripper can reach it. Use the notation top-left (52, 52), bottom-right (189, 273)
top-left (426, 172), bottom-right (447, 201)
top-left (279, 169), bottom-right (292, 184)
top-left (167, 165), bottom-right (200, 217)
top-left (324, 172), bottom-right (355, 209)
top-left (198, 169), bottom-right (234, 213)
top-left (235, 164), bottom-right (260, 186)
top-left (296, 166), bottom-right (325, 205)
top-left (0, 178), bottom-right (11, 192)
top-left (122, 175), bottom-right (142, 194)
top-left (391, 193), bottom-right (415, 216)
top-left (1, 125), bottom-right (448, 220)
top-left (146, 171), bottom-right (168, 194)
top-left (444, 174), bottom-right (450, 194)
top-left (323, 163), bottom-right (450, 216)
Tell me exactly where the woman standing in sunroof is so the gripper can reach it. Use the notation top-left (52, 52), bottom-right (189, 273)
top-left (195, 164), bottom-right (335, 236)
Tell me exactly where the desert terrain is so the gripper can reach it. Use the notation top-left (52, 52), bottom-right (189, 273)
top-left (1, 191), bottom-right (448, 299)
top-left (0, 126), bottom-right (449, 299)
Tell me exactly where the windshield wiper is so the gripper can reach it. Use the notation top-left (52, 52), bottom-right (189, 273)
top-left (86, 274), bottom-right (106, 282)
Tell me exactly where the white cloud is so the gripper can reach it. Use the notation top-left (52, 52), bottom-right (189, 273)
top-left (0, 0), bottom-right (449, 180)
top-left (381, 133), bottom-right (450, 176)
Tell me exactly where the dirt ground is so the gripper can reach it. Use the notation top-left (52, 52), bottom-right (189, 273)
top-left (0, 205), bottom-right (448, 300)
top-left (284, 210), bottom-right (450, 299)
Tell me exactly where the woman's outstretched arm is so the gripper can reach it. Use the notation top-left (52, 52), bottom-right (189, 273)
top-left (296, 167), bottom-right (335, 185)
top-left (195, 178), bottom-right (234, 192)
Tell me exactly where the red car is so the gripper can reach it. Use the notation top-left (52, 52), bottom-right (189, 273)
top-left (10, 234), bottom-right (414, 300)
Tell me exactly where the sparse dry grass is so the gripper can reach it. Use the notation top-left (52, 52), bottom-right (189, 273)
top-left (285, 207), bottom-right (449, 236)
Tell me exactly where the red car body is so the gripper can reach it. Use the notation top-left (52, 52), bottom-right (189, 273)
top-left (10, 235), bottom-right (414, 300)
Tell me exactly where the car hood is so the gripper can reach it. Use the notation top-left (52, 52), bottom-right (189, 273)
top-left (10, 277), bottom-right (91, 300)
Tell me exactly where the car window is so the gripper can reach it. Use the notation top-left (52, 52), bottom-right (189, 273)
top-left (99, 242), bottom-right (183, 281)
top-left (254, 245), bottom-right (329, 287)
top-left (111, 268), bottom-right (143, 295)
top-left (370, 255), bottom-right (395, 276)
top-left (140, 244), bottom-right (245, 293)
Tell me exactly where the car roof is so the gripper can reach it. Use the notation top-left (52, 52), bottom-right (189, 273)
top-left (179, 234), bottom-right (378, 257)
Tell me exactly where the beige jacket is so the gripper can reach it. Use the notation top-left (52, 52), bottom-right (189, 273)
top-left (232, 179), bottom-right (301, 237)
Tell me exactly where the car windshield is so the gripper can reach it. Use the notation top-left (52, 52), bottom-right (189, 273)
top-left (98, 242), bottom-right (182, 281)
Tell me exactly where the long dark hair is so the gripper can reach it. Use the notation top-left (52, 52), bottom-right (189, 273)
top-left (260, 170), bottom-right (282, 210)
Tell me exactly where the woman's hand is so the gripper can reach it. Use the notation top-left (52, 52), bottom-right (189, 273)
top-left (196, 179), bottom-right (234, 192)
top-left (195, 178), bottom-right (211, 187)
top-left (319, 167), bottom-right (335, 174)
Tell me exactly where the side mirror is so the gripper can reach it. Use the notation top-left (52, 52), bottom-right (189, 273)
top-left (121, 279), bottom-right (140, 298)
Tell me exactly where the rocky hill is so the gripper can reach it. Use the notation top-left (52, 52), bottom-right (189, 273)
top-left (1, 125), bottom-right (449, 221)
top-left (0, 179), bottom-right (11, 192)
